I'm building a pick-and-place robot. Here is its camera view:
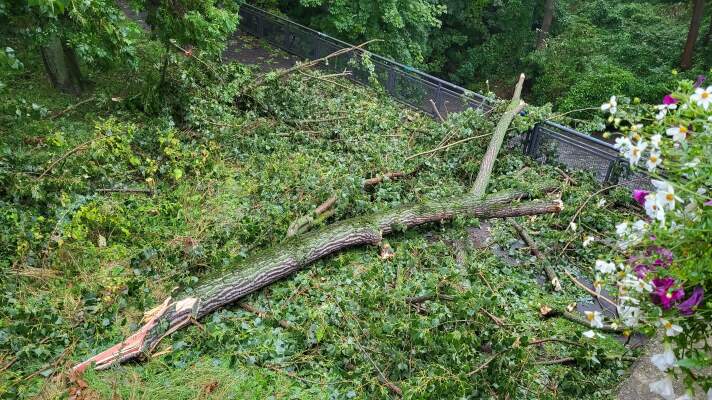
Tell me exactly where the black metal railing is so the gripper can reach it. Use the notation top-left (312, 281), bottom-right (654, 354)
top-left (237, 3), bottom-right (645, 187)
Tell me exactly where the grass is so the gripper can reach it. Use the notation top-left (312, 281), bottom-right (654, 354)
top-left (1, 24), bottom-right (644, 399)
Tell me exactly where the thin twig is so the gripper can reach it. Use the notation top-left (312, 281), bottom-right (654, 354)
top-left (239, 303), bottom-right (291, 330)
top-left (535, 357), bottom-right (576, 365)
top-left (404, 132), bottom-right (492, 161)
top-left (405, 293), bottom-right (455, 304)
top-left (96, 188), bottom-right (153, 194)
top-left (244, 39), bottom-right (380, 93)
top-left (558, 184), bottom-right (620, 256)
top-left (36, 135), bottom-right (107, 180)
top-left (297, 70), bottom-right (352, 90)
top-left (510, 220), bottom-right (561, 291)
top-left (50, 96), bottom-right (96, 120)
top-left (562, 270), bottom-right (618, 309)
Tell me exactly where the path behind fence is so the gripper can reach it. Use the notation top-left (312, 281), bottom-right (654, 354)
top-left (237, 4), bottom-right (649, 189)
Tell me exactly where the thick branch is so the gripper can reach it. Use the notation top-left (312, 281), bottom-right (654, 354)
top-left (471, 74), bottom-right (526, 197)
top-left (75, 190), bottom-right (562, 372)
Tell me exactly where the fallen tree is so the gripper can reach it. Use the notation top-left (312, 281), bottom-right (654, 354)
top-left (75, 73), bottom-right (563, 373)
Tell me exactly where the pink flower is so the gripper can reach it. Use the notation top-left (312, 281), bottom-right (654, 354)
top-left (678, 286), bottom-right (704, 315)
top-left (662, 95), bottom-right (678, 105)
top-left (632, 189), bottom-right (649, 206)
top-left (704, 199), bottom-right (712, 207)
top-left (651, 277), bottom-right (685, 310)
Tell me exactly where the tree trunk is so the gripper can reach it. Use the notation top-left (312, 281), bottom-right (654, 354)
top-left (536, 0), bottom-right (555, 49)
top-left (680, 0), bottom-right (705, 70)
top-left (74, 190), bottom-right (562, 372)
top-left (40, 33), bottom-right (84, 95)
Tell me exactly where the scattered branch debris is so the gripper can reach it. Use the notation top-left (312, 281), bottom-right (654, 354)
top-left (510, 220), bottom-right (561, 291)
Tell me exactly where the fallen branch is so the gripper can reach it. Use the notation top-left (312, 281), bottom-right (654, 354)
top-left (36, 135), bottom-right (107, 180)
top-left (510, 220), bottom-right (561, 291)
top-left (243, 39), bottom-right (380, 94)
top-left (50, 96), bottom-right (96, 120)
top-left (405, 293), bottom-right (455, 304)
top-left (471, 74), bottom-right (526, 197)
top-left (404, 133), bottom-right (492, 161)
top-left (96, 188), bottom-right (154, 195)
top-left (558, 184), bottom-right (620, 256)
top-left (286, 195), bottom-right (337, 237)
top-left (363, 171), bottom-right (411, 187)
top-left (540, 306), bottom-right (622, 334)
top-left (239, 303), bottom-right (291, 330)
top-left (429, 99), bottom-right (446, 123)
top-left (563, 270), bottom-right (618, 309)
top-left (75, 190), bottom-right (563, 372)
top-left (297, 70), bottom-right (352, 91)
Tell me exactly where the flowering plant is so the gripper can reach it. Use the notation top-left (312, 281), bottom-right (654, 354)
top-left (593, 79), bottom-right (711, 399)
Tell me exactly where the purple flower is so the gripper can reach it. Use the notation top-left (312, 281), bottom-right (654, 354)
top-left (651, 277), bottom-right (685, 310)
top-left (662, 94), bottom-right (678, 105)
top-left (632, 189), bottom-right (649, 206)
top-left (693, 75), bottom-right (706, 89)
top-left (633, 264), bottom-right (650, 278)
top-left (647, 246), bottom-right (673, 268)
top-left (704, 199), bottom-right (712, 207)
top-left (677, 286), bottom-right (704, 315)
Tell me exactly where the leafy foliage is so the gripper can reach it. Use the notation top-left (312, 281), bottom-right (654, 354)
top-left (0, 22), bottom-right (650, 399)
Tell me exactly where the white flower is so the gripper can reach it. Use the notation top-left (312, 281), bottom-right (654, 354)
top-left (644, 195), bottom-right (666, 223)
top-left (659, 319), bottom-right (683, 336)
top-left (595, 260), bottom-right (617, 274)
top-left (617, 305), bottom-right (641, 327)
top-left (614, 136), bottom-right (631, 151)
top-left (666, 125), bottom-right (689, 142)
top-left (649, 377), bottom-right (675, 400)
top-left (597, 198), bottom-right (607, 208)
top-left (601, 96), bottom-right (617, 114)
top-left (624, 140), bottom-right (647, 166)
top-left (653, 180), bottom-right (681, 210)
top-left (655, 101), bottom-right (677, 120)
top-left (707, 388), bottom-right (711, 400)
top-left (651, 344), bottom-right (676, 372)
top-left (646, 151), bottom-right (662, 172)
top-left (584, 310), bottom-right (604, 328)
top-left (615, 222), bottom-right (629, 236)
top-left (691, 85), bottom-right (712, 110)
top-left (583, 236), bottom-right (594, 247)
top-left (582, 330), bottom-right (596, 339)
top-left (569, 221), bottom-right (577, 232)
top-left (620, 273), bottom-right (652, 293)
top-left (632, 219), bottom-right (648, 233)
top-left (650, 134), bottom-right (662, 148)
top-left (676, 394), bottom-right (692, 400)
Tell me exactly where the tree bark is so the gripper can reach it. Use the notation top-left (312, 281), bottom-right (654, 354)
top-left (536, 0), bottom-right (555, 49)
top-left (471, 74), bottom-right (526, 197)
top-left (680, 0), bottom-right (705, 70)
top-left (40, 33), bottom-right (84, 95)
top-left (74, 190), bottom-right (562, 372)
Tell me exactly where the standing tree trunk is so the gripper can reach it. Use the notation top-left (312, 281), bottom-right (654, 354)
top-left (40, 33), bottom-right (84, 95)
top-left (536, 0), bottom-right (555, 49)
top-left (680, 0), bottom-right (705, 70)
